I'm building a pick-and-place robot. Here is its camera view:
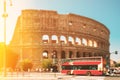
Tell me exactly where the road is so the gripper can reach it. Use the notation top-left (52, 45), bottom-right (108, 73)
top-left (0, 72), bottom-right (120, 80)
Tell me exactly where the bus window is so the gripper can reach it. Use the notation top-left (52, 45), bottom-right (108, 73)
top-left (62, 66), bottom-right (71, 70)
top-left (61, 57), bottom-right (103, 76)
top-left (91, 65), bottom-right (97, 70)
top-left (77, 66), bottom-right (82, 70)
top-left (72, 66), bottom-right (78, 70)
top-left (77, 65), bottom-right (97, 70)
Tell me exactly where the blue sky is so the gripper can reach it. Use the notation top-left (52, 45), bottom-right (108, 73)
top-left (0, 0), bottom-right (120, 61)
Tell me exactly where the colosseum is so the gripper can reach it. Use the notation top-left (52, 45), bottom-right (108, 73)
top-left (9, 9), bottom-right (110, 71)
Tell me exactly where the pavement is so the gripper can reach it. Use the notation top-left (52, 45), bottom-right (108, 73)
top-left (0, 72), bottom-right (120, 80)
top-left (0, 72), bottom-right (65, 80)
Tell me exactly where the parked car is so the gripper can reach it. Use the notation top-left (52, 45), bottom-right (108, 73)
top-left (113, 68), bottom-right (120, 74)
top-left (106, 68), bottom-right (120, 76)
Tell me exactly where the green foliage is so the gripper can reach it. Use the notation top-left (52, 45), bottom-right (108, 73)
top-left (21, 59), bottom-right (33, 71)
top-left (115, 63), bottom-right (120, 67)
top-left (42, 59), bottom-right (52, 69)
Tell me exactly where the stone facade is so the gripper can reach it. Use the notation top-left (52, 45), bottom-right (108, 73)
top-left (9, 9), bottom-right (110, 70)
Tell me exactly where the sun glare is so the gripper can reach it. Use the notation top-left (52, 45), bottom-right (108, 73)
top-left (0, 0), bottom-right (34, 44)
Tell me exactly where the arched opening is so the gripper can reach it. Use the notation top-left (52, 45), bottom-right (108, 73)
top-left (84, 52), bottom-right (88, 57)
top-left (68, 36), bottom-right (74, 45)
top-left (88, 40), bottom-right (92, 47)
top-left (42, 35), bottom-right (49, 43)
top-left (51, 50), bottom-right (57, 65)
top-left (52, 50), bottom-right (57, 58)
top-left (88, 52), bottom-right (92, 57)
top-left (69, 51), bottom-right (73, 58)
top-left (82, 38), bottom-right (87, 46)
top-left (76, 51), bottom-right (80, 58)
top-left (61, 51), bottom-right (66, 59)
top-left (42, 50), bottom-right (48, 58)
top-left (93, 41), bottom-right (98, 47)
top-left (75, 37), bottom-right (81, 45)
top-left (60, 35), bottom-right (67, 44)
top-left (51, 35), bottom-right (58, 43)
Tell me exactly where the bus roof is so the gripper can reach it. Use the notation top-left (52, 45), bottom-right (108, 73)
top-left (62, 61), bottom-right (101, 66)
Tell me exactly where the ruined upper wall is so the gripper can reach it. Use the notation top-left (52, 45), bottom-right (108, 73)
top-left (20, 9), bottom-right (110, 41)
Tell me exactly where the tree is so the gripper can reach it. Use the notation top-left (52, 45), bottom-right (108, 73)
top-left (21, 59), bottom-right (33, 71)
top-left (115, 62), bottom-right (120, 67)
top-left (42, 59), bottom-right (52, 71)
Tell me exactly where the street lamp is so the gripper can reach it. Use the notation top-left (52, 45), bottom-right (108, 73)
top-left (2, 0), bottom-right (12, 77)
top-left (52, 51), bottom-right (57, 65)
top-left (106, 51), bottom-right (118, 68)
top-left (110, 51), bottom-right (118, 60)
top-left (113, 51), bottom-right (118, 55)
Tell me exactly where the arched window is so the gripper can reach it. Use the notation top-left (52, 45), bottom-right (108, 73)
top-left (76, 51), bottom-right (80, 58)
top-left (61, 51), bottom-right (66, 59)
top-left (75, 37), bottom-right (81, 45)
top-left (42, 50), bottom-right (48, 58)
top-left (68, 36), bottom-right (74, 44)
top-left (94, 41), bottom-right (97, 47)
top-left (82, 38), bottom-right (87, 46)
top-left (42, 35), bottom-right (49, 43)
top-left (69, 51), bottom-right (73, 58)
top-left (60, 35), bottom-right (67, 44)
top-left (52, 50), bottom-right (57, 58)
top-left (51, 35), bottom-right (58, 43)
top-left (88, 40), bottom-right (92, 47)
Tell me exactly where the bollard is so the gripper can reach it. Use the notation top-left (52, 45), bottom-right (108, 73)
top-left (22, 71), bottom-right (24, 77)
top-left (58, 77), bottom-right (63, 80)
top-left (54, 72), bottom-right (56, 77)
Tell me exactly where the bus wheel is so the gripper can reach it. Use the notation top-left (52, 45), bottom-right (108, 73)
top-left (86, 71), bottom-right (91, 76)
top-left (67, 71), bottom-right (71, 75)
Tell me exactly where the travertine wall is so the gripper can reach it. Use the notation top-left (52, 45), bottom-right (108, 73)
top-left (9, 9), bottom-right (110, 69)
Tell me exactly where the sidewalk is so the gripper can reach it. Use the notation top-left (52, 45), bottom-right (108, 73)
top-left (0, 72), bottom-right (67, 80)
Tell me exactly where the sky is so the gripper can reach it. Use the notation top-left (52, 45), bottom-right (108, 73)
top-left (0, 0), bottom-right (120, 61)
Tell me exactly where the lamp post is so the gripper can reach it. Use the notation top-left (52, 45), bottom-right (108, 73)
top-left (106, 51), bottom-right (118, 68)
top-left (111, 51), bottom-right (118, 55)
top-left (2, 0), bottom-right (12, 77)
top-left (52, 51), bottom-right (57, 77)
top-left (110, 51), bottom-right (118, 62)
top-left (52, 51), bottom-right (56, 65)
top-left (2, 0), bottom-right (8, 77)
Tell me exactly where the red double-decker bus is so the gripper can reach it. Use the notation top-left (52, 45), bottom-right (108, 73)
top-left (61, 57), bottom-right (104, 76)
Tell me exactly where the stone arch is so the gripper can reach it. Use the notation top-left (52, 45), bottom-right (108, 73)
top-left (52, 50), bottom-right (57, 58)
top-left (51, 35), bottom-right (58, 43)
top-left (61, 50), bottom-right (66, 59)
top-left (88, 40), bottom-right (93, 47)
top-left (75, 37), bottom-right (81, 45)
top-left (76, 51), bottom-right (80, 58)
top-left (60, 35), bottom-right (67, 44)
top-left (42, 35), bottom-right (49, 43)
top-left (68, 36), bottom-right (74, 44)
top-left (82, 38), bottom-right (87, 46)
top-left (69, 51), bottom-right (73, 58)
top-left (42, 50), bottom-right (48, 58)
top-left (93, 41), bottom-right (97, 47)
